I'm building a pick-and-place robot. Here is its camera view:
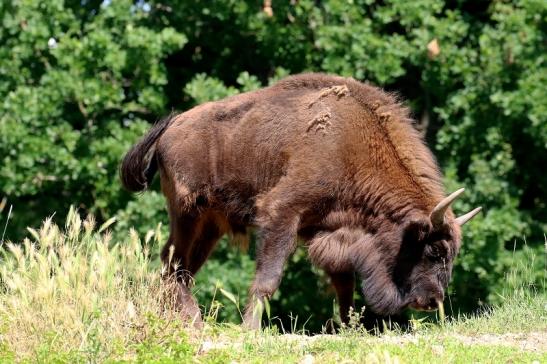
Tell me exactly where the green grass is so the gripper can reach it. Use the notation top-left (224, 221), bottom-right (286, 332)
top-left (0, 209), bottom-right (545, 363)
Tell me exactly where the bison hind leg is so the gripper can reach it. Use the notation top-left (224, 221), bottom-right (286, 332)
top-left (162, 274), bottom-right (203, 328)
top-left (160, 208), bottom-right (228, 328)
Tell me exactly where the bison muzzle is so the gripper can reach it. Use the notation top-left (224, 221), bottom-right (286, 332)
top-left (120, 73), bottom-right (481, 329)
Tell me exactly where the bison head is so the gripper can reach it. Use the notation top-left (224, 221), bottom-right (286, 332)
top-left (351, 188), bottom-right (481, 315)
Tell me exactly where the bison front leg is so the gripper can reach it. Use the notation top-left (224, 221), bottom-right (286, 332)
top-left (329, 271), bottom-right (356, 326)
top-left (243, 214), bottom-right (299, 329)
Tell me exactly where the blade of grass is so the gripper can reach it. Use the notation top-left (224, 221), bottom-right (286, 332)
top-left (1, 204), bottom-right (12, 246)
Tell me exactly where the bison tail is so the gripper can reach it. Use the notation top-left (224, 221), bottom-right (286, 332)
top-left (120, 114), bottom-right (174, 192)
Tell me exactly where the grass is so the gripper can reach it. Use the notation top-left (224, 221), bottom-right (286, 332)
top-left (0, 209), bottom-right (545, 363)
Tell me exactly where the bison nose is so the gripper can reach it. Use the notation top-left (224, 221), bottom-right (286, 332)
top-left (427, 291), bottom-right (444, 310)
top-left (427, 297), bottom-right (439, 310)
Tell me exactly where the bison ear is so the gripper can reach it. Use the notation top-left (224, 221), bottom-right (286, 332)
top-left (403, 216), bottom-right (432, 242)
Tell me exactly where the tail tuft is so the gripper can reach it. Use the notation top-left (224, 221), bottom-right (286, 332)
top-left (120, 114), bottom-right (175, 192)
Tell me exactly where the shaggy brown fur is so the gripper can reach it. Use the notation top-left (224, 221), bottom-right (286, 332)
top-left (121, 73), bottom-right (470, 329)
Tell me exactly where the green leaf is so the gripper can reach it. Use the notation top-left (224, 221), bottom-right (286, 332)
top-left (219, 288), bottom-right (238, 307)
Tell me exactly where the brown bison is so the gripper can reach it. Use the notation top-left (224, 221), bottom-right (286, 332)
top-left (120, 73), bottom-right (481, 329)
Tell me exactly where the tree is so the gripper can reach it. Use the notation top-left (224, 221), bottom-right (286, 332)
top-left (0, 0), bottom-right (185, 234)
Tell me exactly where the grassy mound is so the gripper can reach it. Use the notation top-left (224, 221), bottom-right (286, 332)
top-left (0, 210), bottom-right (545, 363)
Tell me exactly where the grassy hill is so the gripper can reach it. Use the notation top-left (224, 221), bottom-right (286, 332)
top-left (0, 209), bottom-right (545, 363)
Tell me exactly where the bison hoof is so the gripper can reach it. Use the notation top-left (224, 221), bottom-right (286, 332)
top-left (182, 309), bottom-right (204, 330)
top-left (242, 315), bottom-right (262, 331)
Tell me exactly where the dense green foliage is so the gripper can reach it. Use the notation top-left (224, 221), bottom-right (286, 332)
top-left (0, 0), bottom-right (545, 329)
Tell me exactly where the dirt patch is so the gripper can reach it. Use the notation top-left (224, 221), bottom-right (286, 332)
top-left (450, 332), bottom-right (546, 353)
top-left (309, 332), bottom-right (546, 353)
top-left (307, 85), bottom-right (350, 108)
top-left (199, 331), bottom-right (547, 354)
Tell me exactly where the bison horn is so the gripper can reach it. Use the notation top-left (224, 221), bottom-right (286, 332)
top-left (430, 188), bottom-right (465, 227)
top-left (455, 206), bottom-right (482, 226)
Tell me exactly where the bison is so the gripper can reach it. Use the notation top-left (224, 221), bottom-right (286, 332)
top-left (120, 73), bottom-right (481, 329)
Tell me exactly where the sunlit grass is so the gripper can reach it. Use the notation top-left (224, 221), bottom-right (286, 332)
top-left (0, 209), bottom-right (544, 363)
top-left (443, 240), bottom-right (547, 335)
top-left (0, 207), bottom-right (190, 361)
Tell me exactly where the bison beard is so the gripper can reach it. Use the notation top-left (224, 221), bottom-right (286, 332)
top-left (120, 73), bottom-right (481, 329)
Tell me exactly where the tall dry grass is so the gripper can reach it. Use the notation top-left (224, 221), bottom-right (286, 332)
top-left (0, 207), bottom-right (185, 360)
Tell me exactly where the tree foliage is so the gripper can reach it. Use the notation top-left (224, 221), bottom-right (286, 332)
top-left (1, 0), bottom-right (545, 328)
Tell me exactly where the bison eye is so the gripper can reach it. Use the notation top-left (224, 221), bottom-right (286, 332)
top-left (425, 241), bottom-right (447, 260)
